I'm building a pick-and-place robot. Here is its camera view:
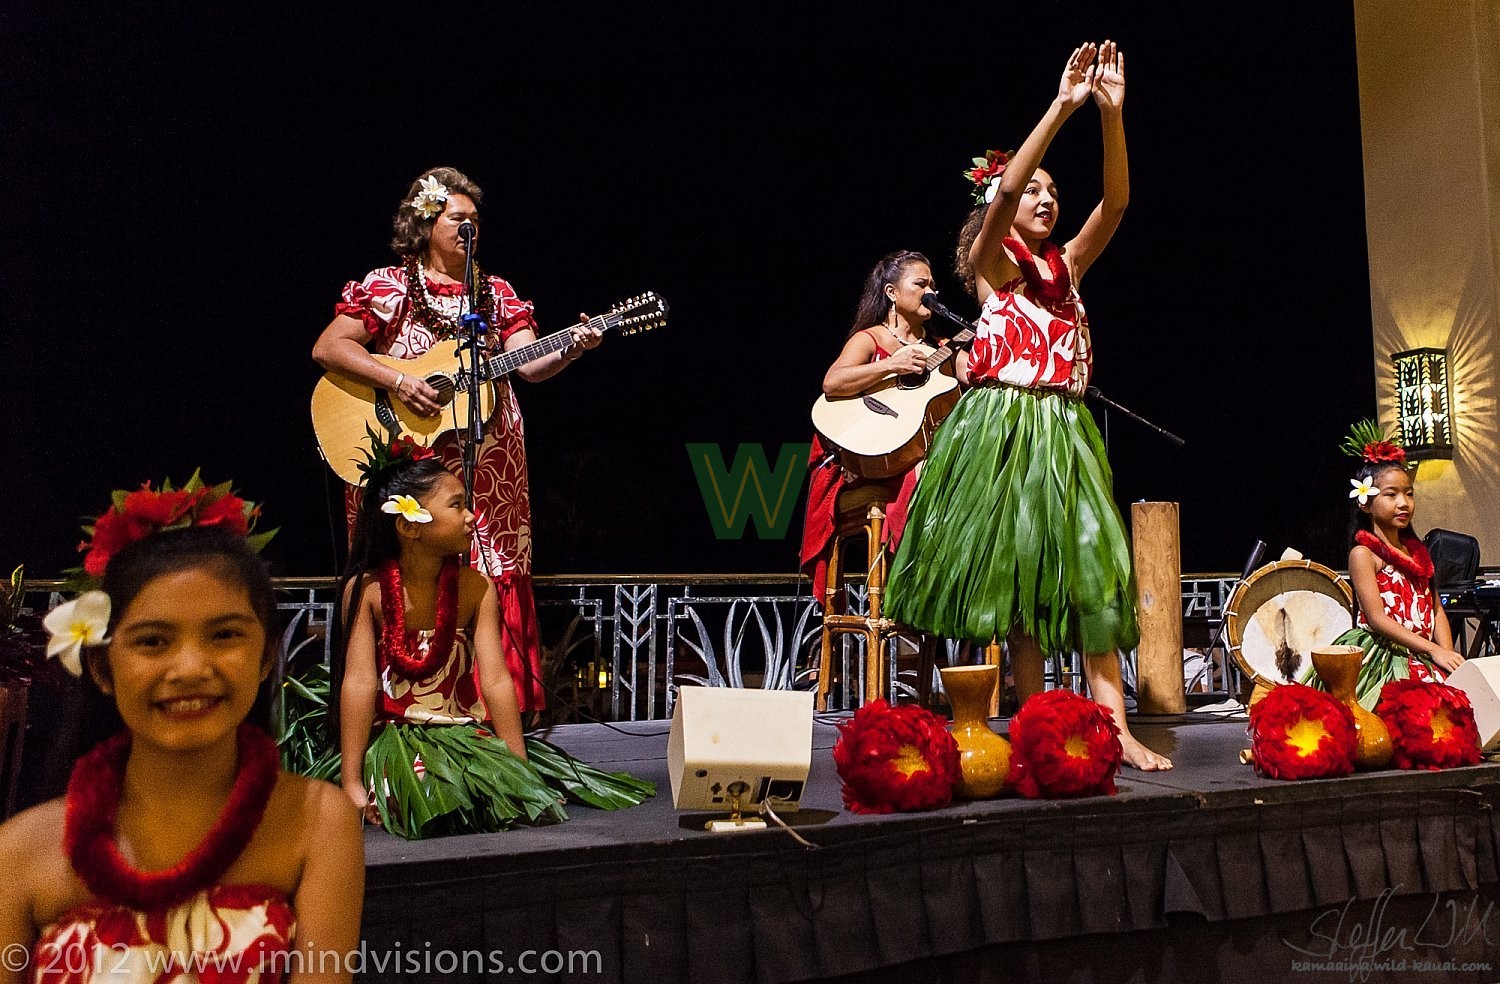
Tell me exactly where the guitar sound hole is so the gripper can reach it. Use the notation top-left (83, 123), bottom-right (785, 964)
top-left (897, 371), bottom-right (929, 390)
top-left (427, 376), bottom-right (456, 406)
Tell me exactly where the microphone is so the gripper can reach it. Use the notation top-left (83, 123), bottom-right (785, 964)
top-left (920, 292), bottom-right (976, 331)
top-left (458, 221), bottom-right (477, 247)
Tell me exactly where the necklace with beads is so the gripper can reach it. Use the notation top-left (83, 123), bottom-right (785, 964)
top-left (401, 254), bottom-right (497, 340)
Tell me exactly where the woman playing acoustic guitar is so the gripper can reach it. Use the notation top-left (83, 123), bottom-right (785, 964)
top-left (312, 166), bottom-right (601, 715)
top-left (801, 250), bottom-right (942, 612)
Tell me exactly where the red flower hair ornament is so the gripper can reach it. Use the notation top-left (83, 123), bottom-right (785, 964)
top-left (832, 700), bottom-right (961, 814)
top-left (1006, 689), bottom-right (1123, 798)
top-left (1247, 684), bottom-right (1358, 780)
top-left (1375, 680), bottom-right (1482, 771)
top-left (76, 471), bottom-right (270, 583)
top-left (1341, 418), bottom-right (1407, 466)
top-left (965, 149), bottom-right (1015, 204)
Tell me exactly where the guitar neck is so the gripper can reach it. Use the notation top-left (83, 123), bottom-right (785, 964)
top-left (922, 328), bottom-right (976, 372)
top-left (477, 315), bottom-right (611, 382)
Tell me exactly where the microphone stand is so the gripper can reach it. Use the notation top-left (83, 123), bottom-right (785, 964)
top-left (1085, 386), bottom-right (1185, 448)
top-left (459, 229), bottom-right (486, 521)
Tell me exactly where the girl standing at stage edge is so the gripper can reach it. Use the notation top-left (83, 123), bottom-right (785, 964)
top-left (0, 480), bottom-right (362, 982)
top-left (888, 43), bottom-right (1171, 770)
top-left (313, 167), bottom-right (603, 717)
top-left (338, 438), bottom-right (652, 840)
top-left (1312, 421), bottom-right (1464, 708)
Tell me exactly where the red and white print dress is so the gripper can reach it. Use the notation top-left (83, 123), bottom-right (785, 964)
top-left (336, 268), bottom-right (544, 711)
top-left (376, 628), bottom-right (486, 726)
top-left (964, 276), bottom-right (1092, 395)
top-left (1359, 558), bottom-right (1440, 684)
top-left (32, 886), bottom-right (294, 983)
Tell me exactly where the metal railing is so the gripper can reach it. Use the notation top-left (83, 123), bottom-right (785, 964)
top-left (22, 571), bottom-right (1254, 721)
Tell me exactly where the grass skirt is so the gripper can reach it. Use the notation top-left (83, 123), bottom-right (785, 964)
top-left (365, 722), bottom-right (655, 840)
top-left (1302, 626), bottom-right (1441, 711)
top-left (887, 384), bottom-right (1138, 654)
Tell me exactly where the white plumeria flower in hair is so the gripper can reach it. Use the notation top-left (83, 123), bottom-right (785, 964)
top-left (985, 178), bottom-right (1000, 204)
top-left (43, 590), bottom-right (112, 677)
top-left (1349, 477), bottom-right (1378, 506)
top-left (383, 494), bottom-right (433, 523)
top-left (408, 175), bottom-right (449, 219)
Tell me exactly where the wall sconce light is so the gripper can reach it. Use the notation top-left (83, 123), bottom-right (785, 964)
top-left (1392, 347), bottom-right (1453, 460)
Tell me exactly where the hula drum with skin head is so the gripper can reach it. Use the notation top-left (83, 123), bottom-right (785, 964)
top-left (1226, 559), bottom-right (1355, 701)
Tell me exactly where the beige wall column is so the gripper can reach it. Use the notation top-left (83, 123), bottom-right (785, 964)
top-left (1355, 0), bottom-right (1500, 558)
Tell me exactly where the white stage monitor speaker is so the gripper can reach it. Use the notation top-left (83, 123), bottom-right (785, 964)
top-left (1446, 656), bottom-right (1500, 751)
top-left (668, 686), bottom-right (814, 812)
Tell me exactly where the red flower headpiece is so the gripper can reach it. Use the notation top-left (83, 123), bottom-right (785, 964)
top-left (389, 434), bottom-right (437, 463)
top-left (1247, 684), bottom-right (1357, 780)
top-left (965, 149), bottom-right (1014, 204)
top-left (832, 700), bottom-right (961, 814)
top-left (1341, 418), bottom-right (1407, 466)
top-left (356, 427), bottom-right (442, 515)
top-left (1375, 680), bottom-right (1482, 771)
top-left (1006, 690), bottom-right (1123, 798)
top-left (75, 471), bottom-right (270, 582)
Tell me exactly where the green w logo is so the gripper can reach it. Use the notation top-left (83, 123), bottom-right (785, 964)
top-left (686, 443), bottom-right (811, 539)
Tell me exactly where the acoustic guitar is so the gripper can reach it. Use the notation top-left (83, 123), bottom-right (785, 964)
top-left (311, 292), bottom-right (667, 484)
top-left (809, 327), bottom-right (975, 480)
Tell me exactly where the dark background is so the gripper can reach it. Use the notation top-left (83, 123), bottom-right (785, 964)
top-left (3, 2), bottom-right (1372, 579)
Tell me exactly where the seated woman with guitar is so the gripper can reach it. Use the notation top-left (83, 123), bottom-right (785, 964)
top-left (801, 250), bottom-right (945, 603)
top-left (312, 166), bottom-right (601, 715)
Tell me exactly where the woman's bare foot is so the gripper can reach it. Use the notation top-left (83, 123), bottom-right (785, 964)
top-left (1119, 735), bottom-right (1172, 771)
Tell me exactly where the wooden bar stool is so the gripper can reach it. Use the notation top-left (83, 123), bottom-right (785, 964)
top-left (816, 485), bottom-right (898, 711)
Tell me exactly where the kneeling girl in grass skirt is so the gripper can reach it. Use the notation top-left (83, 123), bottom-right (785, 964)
top-left (1307, 421), bottom-right (1465, 709)
top-left (337, 438), bottom-right (652, 839)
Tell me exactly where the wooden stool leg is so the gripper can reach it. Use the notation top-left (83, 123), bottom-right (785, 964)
top-left (817, 533), bottom-right (844, 712)
top-left (984, 641), bottom-right (1004, 718)
top-left (864, 506), bottom-right (887, 705)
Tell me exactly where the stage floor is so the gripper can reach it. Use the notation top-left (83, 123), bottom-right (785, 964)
top-left (360, 714), bottom-right (1500, 983)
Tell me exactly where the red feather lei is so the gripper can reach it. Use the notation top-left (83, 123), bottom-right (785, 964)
top-left (1247, 684), bottom-right (1357, 781)
top-left (64, 724), bottom-right (280, 909)
top-left (832, 700), bottom-right (961, 814)
top-left (1375, 680), bottom-right (1482, 771)
top-left (1355, 530), bottom-right (1434, 583)
top-left (379, 557), bottom-right (459, 679)
top-left (1006, 689), bottom-right (1122, 798)
top-left (1002, 237), bottom-right (1072, 305)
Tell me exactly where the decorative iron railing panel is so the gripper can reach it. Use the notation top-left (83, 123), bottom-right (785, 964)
top-left (21, 573), bottom-right (1265, 721)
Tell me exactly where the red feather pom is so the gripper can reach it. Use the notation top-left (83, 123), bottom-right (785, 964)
top-left (832, 700), bottom-right (961, 814)
top-left (1375, 680), bottom-right (1482, 770)
top-left (1248, 684), bottom-right (1358, 780)
top-left (1006, 690), bottom-right (1123, 798)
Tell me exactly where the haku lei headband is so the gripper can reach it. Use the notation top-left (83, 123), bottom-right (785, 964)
top-left (409, 175), bottom-right (450, 219)
top-left (1341, 419), bottom-right (1407, 505)
top-left (46, 472), bottom-right (271, 676)
top-left (965, 149), bottom-right (1014, 204)
top-left (356, 427), bottom-right (440, 518)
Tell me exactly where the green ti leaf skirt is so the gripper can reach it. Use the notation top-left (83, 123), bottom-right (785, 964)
top-left (887, 383), bottom-right (1139, 655)
top-left (364, 722), bottom-right (655, 840)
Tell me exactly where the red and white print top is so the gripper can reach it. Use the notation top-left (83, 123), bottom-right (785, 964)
top-left (32, 885), bottom-right (294, 984)
top-left (964, 277), bottom-right (1092, 396)
top-left (377, 629), bottom-right (486, 726)
top-left (1358, 560), bottom-right (1436, 640)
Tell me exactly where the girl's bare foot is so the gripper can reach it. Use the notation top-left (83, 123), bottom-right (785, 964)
top-left (1120, 735), bottom-right (1172, 771)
